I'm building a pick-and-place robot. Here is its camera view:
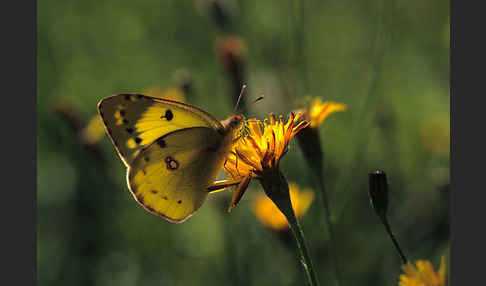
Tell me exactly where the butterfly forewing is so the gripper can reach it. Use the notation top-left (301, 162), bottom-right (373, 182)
top-left (98, 94), bottom-right (223, 166)
top-left (127, 127), bottom-right (232, 223)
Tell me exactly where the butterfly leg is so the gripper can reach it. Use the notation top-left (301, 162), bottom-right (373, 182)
top-left (207, 179), bottom-right (241, 193)
top-left (234, 152), bottom-right (242, 177)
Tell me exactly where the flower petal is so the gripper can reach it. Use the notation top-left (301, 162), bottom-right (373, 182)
top-left (228, 175), bottom-right (253, 212)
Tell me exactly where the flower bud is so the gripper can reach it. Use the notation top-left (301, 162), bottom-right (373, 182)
top-left (173, 69), bottom-right (195, 99)
top-left (368, 170), bottom-right (389, 219)
top-left (296, 124), bottom-right (324, 174)
top-left (208, 0), bottom-right (234, 32)
top-left (215, 35), bottom-right (247, 107)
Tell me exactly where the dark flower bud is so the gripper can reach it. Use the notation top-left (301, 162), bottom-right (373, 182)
top-left (368, 170), bottom-right (389, 219)
top-left (173, 69), bottom-right (195, 99)
top-left (208, 0), bottom-right (234, 32)
top-left (215, 35), bottom-right (247, 107)
top-left (295, 123), bottom-right (324, 175)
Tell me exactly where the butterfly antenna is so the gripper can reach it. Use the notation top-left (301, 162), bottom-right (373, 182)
top-left (236, 95), bottom-right (264, 115)
top-left (234, 84), bottom-right (247, 111)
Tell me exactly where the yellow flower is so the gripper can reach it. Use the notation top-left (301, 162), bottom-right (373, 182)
top-left (419, 114), bottom-right (449, 155)
top-left (212, 113), bottom-right (319, 285)
top-left (294, 97), bottom-right (346, 173)
top-left (399, 256), bottom-right (447, 286)
top-left (216, 112), bottom-right (309, 211)
top-left (306, 97), bottom-right (347, 128)
top-left (253, 183), bottom-right (314, 231)
top-left (81, 116), bottom-right (107, 145)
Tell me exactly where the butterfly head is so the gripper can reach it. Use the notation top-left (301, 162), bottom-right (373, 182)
top-left (221, 114), bottom-right (245, 134)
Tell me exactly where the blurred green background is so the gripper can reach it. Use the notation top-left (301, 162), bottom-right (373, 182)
top-left (38, 0), bottom-right (449, 285)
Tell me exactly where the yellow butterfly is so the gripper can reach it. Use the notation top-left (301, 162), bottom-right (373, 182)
top-left (98, 94), bottom-right (243, 223)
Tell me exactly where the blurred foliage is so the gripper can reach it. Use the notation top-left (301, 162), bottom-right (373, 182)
top-left (38, 0), bottom-right (449, 285)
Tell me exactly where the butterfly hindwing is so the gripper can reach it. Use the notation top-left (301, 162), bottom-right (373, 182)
top-left (127, 127), bottom-right (233, 223)
top-left (98, 94), bottom-right (223, 166)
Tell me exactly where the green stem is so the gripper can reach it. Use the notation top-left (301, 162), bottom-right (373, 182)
top-left (296, 127), bottom-right (341, 286)
top-left (380, 216), bottom-right (408, 264)
top-left (286, 206), bottom-right (320, 286)
top-left (259, 168), bottom-right (320, 286)
top-left (313, 172), bottom-right (342, 286)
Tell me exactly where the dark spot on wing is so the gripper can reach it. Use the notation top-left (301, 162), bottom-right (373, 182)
top-left (126, 127), bottom-right (134, 134)
top-left (144, 157), bottom-right (149, 162)
top-left (156, 138), bottom-right (166, 148)
top-left (164, 156), bottom-right (179, 170)
top-left (169, 161), bottom-right (178, 170)
top-left (164, 109), bottom-right (174, 121)
top-left (150, 190), bottom-right (157, 194)
top-left (123, 119), bottom-right (129, 124)
top-left (177, 200), bottom-right (182, 204)
top-left (120, 110), bottom-right (126, 116)
top-left (163, 196), bottom-right (168, 200)
top-left (135, 137), bottom-right (142, 144)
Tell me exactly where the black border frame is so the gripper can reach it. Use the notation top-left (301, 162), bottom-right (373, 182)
top-left (450, 0), bottom-right (486, 285)
top-left (3, 0), bottom-right (36, 285)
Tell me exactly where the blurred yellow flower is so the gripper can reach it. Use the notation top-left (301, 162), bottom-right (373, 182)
top-left (82, 87), bottom-right (185, 145)
top-left (253, 183), bottom-right (314, 231)
top-left (419, 114), bottom-right (449, 155)
top-left (294, 97), bottom-right (346, 173)
top-left (81, 116), bottom-right (106, 145)
top-left (212, 113), bottom-right (309, 211)
top-left (306, 97), bottom-right (347, 128)
top-left (399, 256), bottom-right (447, 286)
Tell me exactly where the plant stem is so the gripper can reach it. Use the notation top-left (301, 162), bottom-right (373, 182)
top-left (259, 168), bottom-right (320, 286)
top-left (286, 205), bottom-right (321, 286)
top-left (313, 172), bottom-right (342, 286)
top-left (296, 127), bottom-right (341, 286)
top-left (380, 216), bottom-right (408, 264)
top-left (293, 0), bottom-right (310, 94)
